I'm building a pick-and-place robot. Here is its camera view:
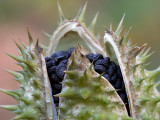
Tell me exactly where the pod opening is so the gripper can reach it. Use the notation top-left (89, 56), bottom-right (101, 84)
top-left (45, 46), bottom-right (130, 116)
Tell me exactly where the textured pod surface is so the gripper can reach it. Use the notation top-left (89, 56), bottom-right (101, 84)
top-left (47, 2), bottom-right (106, 57)
top-left (104, 16), bottom-right (160, 119)
top-left (47, 4), bottom-right (160, 119)
top-left (1, 2), bottom-right (160, 120)
top-left (57, 45), bottom-right (131, 120)
top-left (0, 31), bottom-right (57, 120)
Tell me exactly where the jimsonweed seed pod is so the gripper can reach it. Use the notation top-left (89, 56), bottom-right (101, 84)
top-left (1, 2), bottom-right (160, 120)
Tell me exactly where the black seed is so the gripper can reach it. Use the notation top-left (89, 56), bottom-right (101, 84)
top-left (104, 57), bottom-right (110, 61)
top-left (87, 53), bottom-right (103, 62)
top-left (54, 56), bottom-right (65, 65)
top-left (59, 59), bottom-right (68, 65)
top-left (50, 74), bottom-right (59, 82)
top-left (113, 78), bottom-right (122, 89)
top-left (53, 96), bottom-right (59, 103)
top-left (103, 74), bottom-right (110, 80)
top-left (94, 65), bottom-right (106, 74)
top-left (93, 54), bottom-right (103, 62)
top-left (116, 65), bottom-right (122, 78)
top-left (103, 57), bottom-right (110, 67)
top-left (119, 92), bottom-right (126, 102)
top-left (120, 81), bottom-right (126, 91)
top-left (52, 89), bottom-right (59, 95)
top-left (53, 83), bottom-right (62, 92)
top-left (56, 64), bottom-right (66, 79)
top-left (94, 59), bottom-right (103, 65)
top-left (52, 60), bottom-right (56, 66)
top-left (51, 51), bottom-right (69, 61)
top-left (58, 78), bottom-right (64, 82)
top-left (51, 53), bottom-right (57, 61)
top-left (109, 73), bottom-right (117, 83)
top-left (110, 61), bottom-right (116, 70)
top-left (68, 48), bottom-right (75, 56)
top-left (48, 66), bottom-right (56, 74)
top-left (45, 57), bottom-right (51, 62)
top-left (87, 53), bottom-right (94, 62)
top-left (94, 59), bottom-right (108, 67)
top-left (57, 51), bottom-right (69, 59)
top-left (107, 66), bottom-right (114, 77)
top-left (56, 56), bottom-right (66, 61)
top-left (46, 61), bottom-right (52, 68)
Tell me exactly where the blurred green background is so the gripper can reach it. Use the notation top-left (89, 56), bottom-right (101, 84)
top-left (0, 0), bottom-right (160, 119)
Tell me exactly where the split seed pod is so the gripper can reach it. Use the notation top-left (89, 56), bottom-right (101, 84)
top-left (1, 3), bottom-right (160, 120)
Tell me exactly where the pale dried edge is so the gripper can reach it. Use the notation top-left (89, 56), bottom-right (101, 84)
top-left (41, 52), bottom-right (58, 120)
top-left (29, 41), bottom-right (58, 120)
top-left (47, 20), bottom-right (106, 56)
top-left (104, 32), bottom-right (134, 116)
top-left (101, 75), bottom-right (128, 116)
top-left (104, 31), bottom-right (160, 119)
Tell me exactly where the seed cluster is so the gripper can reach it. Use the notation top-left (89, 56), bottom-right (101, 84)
top-left (86, 53), bottom-right (130, 115)
top-left (86, 53), bottom-right (127, 103)
top-left (45, 48), bottom-right (74, 106)
top-left (45, 48), bottom-right (129, 114)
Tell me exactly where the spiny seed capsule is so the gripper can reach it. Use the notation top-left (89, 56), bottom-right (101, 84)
top-left (45, 48), bottom-right (129, 114)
